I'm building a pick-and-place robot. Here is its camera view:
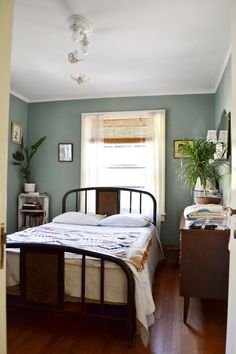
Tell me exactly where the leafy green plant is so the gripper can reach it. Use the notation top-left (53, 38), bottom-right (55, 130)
top-left (12, 136), bottom-right (46, 182)
top-left (176, 138), bottom-right (226, 197)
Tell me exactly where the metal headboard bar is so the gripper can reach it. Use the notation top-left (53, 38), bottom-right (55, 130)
top-left (76, 191), bottom-right (79, 212)
top-left (62, 187), bottom-right (157, 226)
top-left (85, 190), bottom-right (88, 214)
top-left (139, 193), bottom-right (142, 214)
top-left (129, 192), bottom-right (132, 213)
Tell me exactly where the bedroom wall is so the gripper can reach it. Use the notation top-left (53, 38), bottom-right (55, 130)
top-left (214, 56), bottom-right (232, 127)
top-left (7, 95), bottom-right (28, 233)
top-left (214, 57), bottom-right (232, 205)
top-left (17, 93), bottom-right (214, 245)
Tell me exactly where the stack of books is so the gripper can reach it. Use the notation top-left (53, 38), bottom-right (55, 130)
top-left (22, 201), bottom-right (42, 210)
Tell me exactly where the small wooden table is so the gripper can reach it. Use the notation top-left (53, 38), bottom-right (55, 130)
top-left (179, 215), bottom-right (230, 323)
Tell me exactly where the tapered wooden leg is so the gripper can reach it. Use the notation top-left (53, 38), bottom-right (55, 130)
top-left (183, 296), bottom-right (190, 323)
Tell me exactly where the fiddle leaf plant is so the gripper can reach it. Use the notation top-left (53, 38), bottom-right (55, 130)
top-left (12, 136), bottom-right (46, 183)
top-left (176, 138), bottom-right (225, 197)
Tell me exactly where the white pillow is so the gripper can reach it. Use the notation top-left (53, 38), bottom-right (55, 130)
top-left (52, 212), bottom-right (106, 225)
top-left (98, 214), bottom-right (151, 227)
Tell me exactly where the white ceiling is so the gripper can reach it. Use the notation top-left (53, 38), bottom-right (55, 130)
top-left (10, 0), bottom-right (230, 103)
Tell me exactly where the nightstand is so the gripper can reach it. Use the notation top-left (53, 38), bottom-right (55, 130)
top-left (179, 215), bottom-right (230, 323)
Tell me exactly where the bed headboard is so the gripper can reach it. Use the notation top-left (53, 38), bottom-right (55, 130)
top-left (62, 187), bottom-right (157, 226)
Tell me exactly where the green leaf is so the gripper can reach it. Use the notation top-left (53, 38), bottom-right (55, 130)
top-left (12, 150), bottom-right (24, 161)
top-left (31, 136), bottom-right (46, 150)
top-left (12, 136), bottom-right (46, 181)
top-left (176, 137), bottom-right (229, 192)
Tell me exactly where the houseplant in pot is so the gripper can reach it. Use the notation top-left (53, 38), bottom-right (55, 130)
top-left (12, 136), bottom-right (46, 193)
top-left (176, 137), bottom-right (226, 204)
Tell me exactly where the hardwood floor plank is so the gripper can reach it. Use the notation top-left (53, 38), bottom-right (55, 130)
top-left (7, 265), bottom-right (227, 354)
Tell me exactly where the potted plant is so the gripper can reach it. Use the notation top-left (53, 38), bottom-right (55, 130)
top-left (176, 137), bottom-right (226, 203)
top-left (12, 136), bottom-right (46, 193)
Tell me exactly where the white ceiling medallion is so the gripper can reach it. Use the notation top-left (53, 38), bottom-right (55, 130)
top-left (68, 14), bottom-right (93, 56)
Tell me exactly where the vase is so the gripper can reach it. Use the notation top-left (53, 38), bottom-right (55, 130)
top-left (195, 196), bottom-right (221, 204)
top-left (24, 183), bottom-right (36, 193)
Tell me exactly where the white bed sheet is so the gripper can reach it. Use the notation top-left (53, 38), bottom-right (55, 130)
top-left (7, 222), bottom-right (164, 346)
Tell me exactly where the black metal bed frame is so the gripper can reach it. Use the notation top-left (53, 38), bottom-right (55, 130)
top-left (62, 186), bottom-right (157, 225)
top-left (7, 187), bottom-right (157, 345)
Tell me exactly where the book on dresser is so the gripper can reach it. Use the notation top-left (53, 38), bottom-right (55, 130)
top-left (18, 192), bottom-right (49, 230)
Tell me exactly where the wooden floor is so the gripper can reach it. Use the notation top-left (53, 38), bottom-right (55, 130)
top-left (7, 265), bottom-right (227, 354)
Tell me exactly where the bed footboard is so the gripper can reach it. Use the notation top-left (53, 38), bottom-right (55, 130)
top-left (7, 242), bottom-right (136, 345)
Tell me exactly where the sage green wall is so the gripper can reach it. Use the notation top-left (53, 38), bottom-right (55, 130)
top-left (214, 57), bottom-right (232, 205)
top-left (25, 94), bottom-right (214, 245)
top-left (7, 95), bottom-right (28, 233)
top-left (214, 56), bottom-right (232, 127)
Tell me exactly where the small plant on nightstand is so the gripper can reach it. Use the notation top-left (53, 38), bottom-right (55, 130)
top-left (12, 136), bottom-right (46, 192)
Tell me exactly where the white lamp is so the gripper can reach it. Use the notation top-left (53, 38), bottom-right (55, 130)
top-left (218, 130), bottom-right (228, 144)
top-left (206, 130), bottom-right (217, 144)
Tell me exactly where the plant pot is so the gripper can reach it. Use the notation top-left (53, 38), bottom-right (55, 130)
top-left (195, 196), bottom-right (221, 204)
top-left (24, 183), bottom-right (36, 193)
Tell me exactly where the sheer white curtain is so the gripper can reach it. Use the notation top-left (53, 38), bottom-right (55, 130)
top-left (81, 110), bottom-right (165, 225)
top-left (145, 110), bottom-right (165, 228)
top-left (81, 114), bottom-right (105, 187)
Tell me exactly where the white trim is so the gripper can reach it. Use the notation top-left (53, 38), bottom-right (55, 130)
top-left (214, 46), bottom-right (232, 93)
top-left (82, 109), bottom-right (166, 117)
top-left (10, 90), bottom-right (29, 103)
top-left (14, 90), bottom-right (215, 104)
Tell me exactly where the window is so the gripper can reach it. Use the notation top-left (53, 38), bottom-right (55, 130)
top-left (81, 110), bottom-right (165, 224)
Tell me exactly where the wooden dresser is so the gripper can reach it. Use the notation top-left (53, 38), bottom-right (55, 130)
top-left (179, 215), bottom-right (230, 323)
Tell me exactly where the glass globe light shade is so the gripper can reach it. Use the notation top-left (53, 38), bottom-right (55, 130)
top-left (71, 30), bottom-right (79, 42)
top-left (81, 44), bottom-right (89, 55)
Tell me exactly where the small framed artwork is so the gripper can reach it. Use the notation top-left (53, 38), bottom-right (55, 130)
top-left (58, 143), bottom-right (73, 162)
top-left (173, 139), bottom-right (194, 159)
top-left (11, 122), bottom-right (22, 144)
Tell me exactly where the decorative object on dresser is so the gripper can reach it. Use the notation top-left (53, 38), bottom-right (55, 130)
top-left (179, 214), bottom-right (230, 323)
top-left (176, 137), bottom-right (228, 203)
top-left (18, 193), bottom-right (49, 231)
top-left (12, 136), bottom-right (46, 193)
top-left (214, 109), bottom-right (231, 160)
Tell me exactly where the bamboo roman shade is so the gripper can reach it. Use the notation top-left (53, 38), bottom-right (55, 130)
top-left (90, 117), bottom-right (153, 143)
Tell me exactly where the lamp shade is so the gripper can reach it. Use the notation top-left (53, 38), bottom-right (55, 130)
top-left (206, 130), bottom-right (217, 144)
top-left (218, 130), bottom-right (228, 144)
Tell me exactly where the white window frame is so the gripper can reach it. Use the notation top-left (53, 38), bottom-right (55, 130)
top-left (81, 110), bottom-right (166, 222)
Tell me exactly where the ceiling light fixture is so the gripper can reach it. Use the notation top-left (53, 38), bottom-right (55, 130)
top-left (68, 14), bottom-right (92, 56)
top-left (67, 50), bottom-right (84, 64)
top-left (71, 74), bottom-right (89, 85)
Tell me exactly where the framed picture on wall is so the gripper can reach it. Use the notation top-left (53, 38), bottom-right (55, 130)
top-left (173, 139), bottom-right (194, 159)
top-left (11, 122), bottom-right (22, 144)
top-left (58, 143), bottom-right (73, 162)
